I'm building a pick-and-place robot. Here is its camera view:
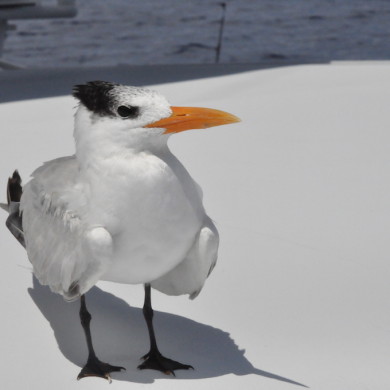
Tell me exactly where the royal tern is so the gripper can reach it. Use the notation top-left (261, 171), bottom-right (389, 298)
top-left (4, 81), bottom-right (240, 380)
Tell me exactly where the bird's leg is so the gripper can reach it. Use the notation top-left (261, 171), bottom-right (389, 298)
top-left (77, 294), bottom-right (125, 382)
top-left (138, 283), bottom-right (193, 376)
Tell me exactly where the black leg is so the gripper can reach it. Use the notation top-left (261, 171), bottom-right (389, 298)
top-left (138, 284), bottom-right (193, 376)
top-left (77, 294), bottom-right (125, 382)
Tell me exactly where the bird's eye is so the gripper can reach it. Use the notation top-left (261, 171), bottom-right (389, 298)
top-left (117, 105), bottom-right (139, 118)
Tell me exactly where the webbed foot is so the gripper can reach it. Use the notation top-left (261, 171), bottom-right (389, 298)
top-left (77, 356), bottom-right (125, 382)
top-left (138, 350), bottom-right (193, 376)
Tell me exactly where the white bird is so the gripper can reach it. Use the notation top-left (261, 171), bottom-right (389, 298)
top-left (4, 81), bottom-right (240, 381)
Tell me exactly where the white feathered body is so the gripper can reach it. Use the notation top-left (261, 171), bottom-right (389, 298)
top-left (20, 106), bottom-right (219, 300)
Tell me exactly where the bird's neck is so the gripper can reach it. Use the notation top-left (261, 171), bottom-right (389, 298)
top-left (73, 106), bottom-right (169, 169)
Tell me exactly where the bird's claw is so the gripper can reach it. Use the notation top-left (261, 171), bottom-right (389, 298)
top-left (77, 356), bottom-right (125, 382)
top-left (138, 350), bottom-right (193, 376)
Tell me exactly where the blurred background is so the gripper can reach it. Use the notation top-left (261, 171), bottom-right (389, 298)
top-left (1, 0), bottom-right (390, 69)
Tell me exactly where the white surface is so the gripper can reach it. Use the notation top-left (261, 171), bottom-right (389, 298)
top-left (1, 62), bottom-right (390, 389)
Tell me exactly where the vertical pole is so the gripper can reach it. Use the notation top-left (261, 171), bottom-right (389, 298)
top-left (215, 2), bottom-right (226, 64)
top-left (0, 19), bottom-right (7, 60)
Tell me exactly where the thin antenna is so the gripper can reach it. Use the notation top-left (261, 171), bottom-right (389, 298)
top-left (215, 2), bottom-right (226, 64)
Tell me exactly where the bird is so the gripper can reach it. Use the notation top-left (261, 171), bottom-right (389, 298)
top-left (3, 81), bottom-right (240, 381)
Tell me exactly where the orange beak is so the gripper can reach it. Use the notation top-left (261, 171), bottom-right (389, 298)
top-left (144, 106), bottom-right (240, 134)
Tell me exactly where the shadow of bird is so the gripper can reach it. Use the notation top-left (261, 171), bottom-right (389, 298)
top-left (28, 276), bottom-right (307, 386)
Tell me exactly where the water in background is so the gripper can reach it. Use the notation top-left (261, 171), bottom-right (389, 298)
top-left (3, 0), bottom-right (390, 67)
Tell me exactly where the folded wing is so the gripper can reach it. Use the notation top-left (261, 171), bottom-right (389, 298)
top-left (21, 156), bottom-right (112, 300)
top-left (151, 216), bottom-right (219, 299)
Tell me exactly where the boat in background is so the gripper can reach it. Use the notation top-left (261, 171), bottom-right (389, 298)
top-left (0, 0), bottom-right (76, 69)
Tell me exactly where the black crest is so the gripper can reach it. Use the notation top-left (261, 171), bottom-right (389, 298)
top-left (72, 81), bottom-right (118, 116)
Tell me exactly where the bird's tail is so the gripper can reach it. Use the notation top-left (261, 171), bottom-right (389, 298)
top-left (7, 170), bottom-right (23, 204)
top-left (0, 170), bottom-right (22, 212)
top-left (4, 170), bottom-right (25, 248)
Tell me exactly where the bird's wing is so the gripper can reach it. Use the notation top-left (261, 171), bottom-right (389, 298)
top-left (151, 216), bottom-right (219, 299)
top-left (21, 156), bottom-right (112, 300)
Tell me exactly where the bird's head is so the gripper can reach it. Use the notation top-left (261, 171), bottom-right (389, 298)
top-left (72, 81), bottom-right (240, 157)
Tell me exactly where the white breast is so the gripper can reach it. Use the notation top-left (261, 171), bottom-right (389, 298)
top-left (88, 150), bottom-right (206, 284)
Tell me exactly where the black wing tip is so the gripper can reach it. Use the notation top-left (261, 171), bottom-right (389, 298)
top-left (10, 169), bottom-right (21, 183)
top-left (7, 169), bottom-right (23, 204)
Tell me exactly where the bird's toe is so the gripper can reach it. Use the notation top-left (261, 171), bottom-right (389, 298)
top-left (138, 350), bottom-right (193, 376)
top-left (77, 357), bottom-right (125, 382)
